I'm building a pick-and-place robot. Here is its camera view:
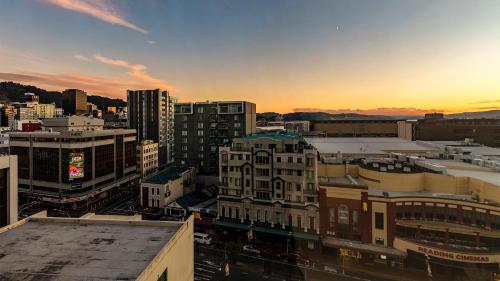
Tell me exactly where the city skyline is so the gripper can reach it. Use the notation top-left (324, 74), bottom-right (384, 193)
top-left (1, 0), bottom-right (500, 114)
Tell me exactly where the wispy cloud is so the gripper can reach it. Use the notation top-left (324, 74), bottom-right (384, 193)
top-left (472, 106), bottom-right (500, 110)
top-left (42, 0), bottom-right (148, 34)
top-left (293, 107), bottom-right (448, 116)
top-left (0, 45), bottom-right (47, 63)
top-left (470, 99), bottom-right (500, 104)
top-left (147, 40), bottom-right (156, 45)
top-left (92, 54), bottom-right (172, 90)
top-left (0, 71), bottom-right (166, 99)
top-left (1, 53), bottom-right (175, 99)
top-left (73, 54), bottom-right (91, 62)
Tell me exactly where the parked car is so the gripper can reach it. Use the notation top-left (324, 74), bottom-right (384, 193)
top-left (242, 245), bottom-right (261, 255)
top-left (194, 232), bottom-right (212, 245)
top-left (260, 248), bottom-right (284, 260)
top-left (287, 251), bottom-right (310, 265)
top-left (323, 265), bottom-right (338, 273)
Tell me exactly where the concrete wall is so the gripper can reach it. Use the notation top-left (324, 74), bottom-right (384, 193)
top-left (137, 216), bottom-right (194, 281)
top-left (0, 155), bottom-right (18, 225)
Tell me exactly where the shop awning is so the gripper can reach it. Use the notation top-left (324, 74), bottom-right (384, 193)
top-left (215, 220), bottom-right (319, 241)
top-left (322, 237), bottom-right (407, 258)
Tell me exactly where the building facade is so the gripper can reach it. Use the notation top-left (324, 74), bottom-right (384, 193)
top-left (8, 129), bottom-right (138, 211)
top-left (174, 101), bottom-right (256, 174)
top-left (62, 89), bottom-right (88, 116)
top-left (311, 119), bottom-right (401, 137)
top-left (137, 140), bottom-right (159, 178)
top-left (217, 131), bottom-right (320, 248)
top-left (318, 157), bottom-right (500, 280)
top-left (42, 116), bottom-right (104, 132)
top-left (32, 103), bottom-right (55, 119)
top-left (141, 166), bottom-right (196, 210)
top-left (127, 89), bottom-right (175, 167)
top-left (0, 155), bottom-right (17, 227)
top-left (416, 118), bottom-right (500, 147)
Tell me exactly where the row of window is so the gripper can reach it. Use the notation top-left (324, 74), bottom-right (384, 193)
top-left (221, 206), bottom-right (316, 230)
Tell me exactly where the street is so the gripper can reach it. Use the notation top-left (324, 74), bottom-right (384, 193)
top-left (196, 245), bottom-right (394, 281)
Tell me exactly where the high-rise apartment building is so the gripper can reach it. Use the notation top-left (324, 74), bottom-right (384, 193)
top-left (127, 89), bottom-right (175, 167)
top-left (216, 131), bottom-right (320, 248)
top-left (0, 155), bottom-right (17, 227)
top-left (174, 101), bottom-right (256, 174)
top-left (62, 89), bottom-right (88, 116)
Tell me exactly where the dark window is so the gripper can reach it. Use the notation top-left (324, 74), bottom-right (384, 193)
top-left (375, 212), bottom-right (384, 229)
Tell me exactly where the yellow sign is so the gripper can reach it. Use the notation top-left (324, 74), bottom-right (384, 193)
top-left (362, 202), bottom-right (368, 212)
top-left (340, 248), bottom-right (362, 259)
top-left (193, 212), bottom-right (201, 219)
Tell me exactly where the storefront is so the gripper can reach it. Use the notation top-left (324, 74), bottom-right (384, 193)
top-left (394, 237), bottom-right (500, 281)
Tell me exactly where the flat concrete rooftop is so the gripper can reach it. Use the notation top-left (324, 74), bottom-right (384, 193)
top-left (305, 137), bottom-right (438, 155)
top-left (0, 217), bottom-right (181, 281)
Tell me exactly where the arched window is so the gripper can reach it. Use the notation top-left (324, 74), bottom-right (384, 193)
top-left (338, 204), bottom-right (350, 225)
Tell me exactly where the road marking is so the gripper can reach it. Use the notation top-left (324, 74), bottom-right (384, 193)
top-left (194, 272), bottom-right (212, 278)
top-left (196, 262), bottom-right (219, 270)
top-left (195, 267), bottom-right (215, 274)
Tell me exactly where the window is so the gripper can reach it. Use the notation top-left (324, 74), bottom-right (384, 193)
top-left (183, 123), bottom-right (187, 129)
top-left (375, 212), bottom-right (384, 229)
top-left (277, 169), bottom-right (282, 175)
top-left (329, 208), bottom-right (335, 229)
top-left (197, 107), bottom-right (204, 113)
top-left (296, 184), bottom-right (301, 191)
top-left (309, 216), bottom-right (315, 230)
top-left (297, 215), bottom-right (302, 228)
top-left (234, 123), bottom-right (241, 128)
top-left (352, 210), bottom-right (359, 231)
top-left (297, 157), bottom-right (302, 163)
top-left (182, 138), bottom-right (188, 144)
top-left (338, 205), bottom-right (349, 224)
top-left (197, 123), bottom-right (204, 129)
top-left (286, 182), bottom-right (292, 191)
top-left (234, 131), bottom-right (240, 137)
top-left (275, 182), bottom-right (281, 189)
top-left (288, 156), bottom-right (293, 163)
top-left (277, 157), bottom-right (281, 162)
top-left (295, 195), bottom-right (301, 202)
top-left (275, 212), bottom-right (281, 224)
top-left (448, 207), bottom-right (457, 222)
top-left (181, 130), bottom-right (187, 136)
top-left (197, 130), bottom-right (204, 136)
top-left (245, 167), bottom-right (250, 175)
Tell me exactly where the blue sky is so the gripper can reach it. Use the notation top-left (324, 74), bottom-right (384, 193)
top-left (1, 0), bottom-right (500, 114)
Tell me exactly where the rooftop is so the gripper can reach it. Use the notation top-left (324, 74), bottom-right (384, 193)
top-left (238, 130), bottom-right (302, 141)
top-left (0, 215), bottom-right (182, 281)
top-left (145, 166), bottom-right (191, 184)
top-left (305, 137), bottom-right (438, 155)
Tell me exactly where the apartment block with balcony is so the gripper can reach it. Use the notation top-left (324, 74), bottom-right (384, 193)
top-left (216, 131), bottom-right (320, 249)
top-left (174, 101), bottom-right (256, 175)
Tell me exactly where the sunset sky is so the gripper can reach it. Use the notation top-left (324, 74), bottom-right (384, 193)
top-left (1, 0), bottom-right (500, 114)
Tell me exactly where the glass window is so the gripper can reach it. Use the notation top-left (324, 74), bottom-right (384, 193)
top-left (338, 205), bottom-right (349, 224)
top-left (375, 212), bottom-right (384, 229)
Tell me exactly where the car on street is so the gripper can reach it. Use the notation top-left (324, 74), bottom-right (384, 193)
top-left (287, 251), bottom-right (310, 266)
top-left (260, 247), bottom-right (285, 260)
top-left (242, 245), bottom-right (261, 255)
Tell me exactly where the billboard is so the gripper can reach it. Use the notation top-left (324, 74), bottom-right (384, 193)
top-left (69, 152), bottom-right (84, 179)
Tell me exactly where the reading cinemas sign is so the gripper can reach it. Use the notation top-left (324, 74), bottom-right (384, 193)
top-left (417, 246), bottom-right (490, 263)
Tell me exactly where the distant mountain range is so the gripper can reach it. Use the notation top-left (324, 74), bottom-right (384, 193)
top-left (0, 82), bottom-right (126, 110)
top-left (258, 110), bottom-right (500, 122)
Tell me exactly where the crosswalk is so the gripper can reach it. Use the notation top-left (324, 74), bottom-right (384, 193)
top-left (195, 261), bottom-right (221, 281)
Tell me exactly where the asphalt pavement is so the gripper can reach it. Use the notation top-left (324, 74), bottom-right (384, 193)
top-left (196, 245), bottom-right (393, 281)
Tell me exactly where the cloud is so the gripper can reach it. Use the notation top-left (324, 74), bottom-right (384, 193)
top-left (470, 99), bottom-right (500, 104)
top-left (0, 71), bottom-right (171, 100)
top-left (0, 45), bottom-right (47, 63)
top-left (43, 0), bottom-right (148, 34)
top-left (472, 106), bottom-right (500, 110)
top-left (147, 40), bottom-right (155, 45)
top-left (73, 54), bottom-right (91, 62)
top-left (92, 54), bottom-right (172, 90)
top-left (293, 107), bottom-right (448, 116)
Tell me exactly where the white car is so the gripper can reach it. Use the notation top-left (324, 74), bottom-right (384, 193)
top-left (242, 245), bottom-right (260, 255)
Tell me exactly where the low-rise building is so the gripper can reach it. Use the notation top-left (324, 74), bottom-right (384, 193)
top-left (9, 129), bottom-right (137, 211)
top-left (311, 119), bottom-right (402, 137)
top-left (141, 166), bottom-right (196, 211)
top-left (32, 103), bottom-right (55, 119)
top-left (0, 212), bottom-right (194, 281)
top-left (0, 155), bottom-right (17, 227)
top-left (137, 140), bottom-right (159, 178)
top-left (217, 131), bottom-right (320, 249)
top-left (318, 155), bottom-right (500, 280)
top-left (42, 116), bottom-right (104, 132)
